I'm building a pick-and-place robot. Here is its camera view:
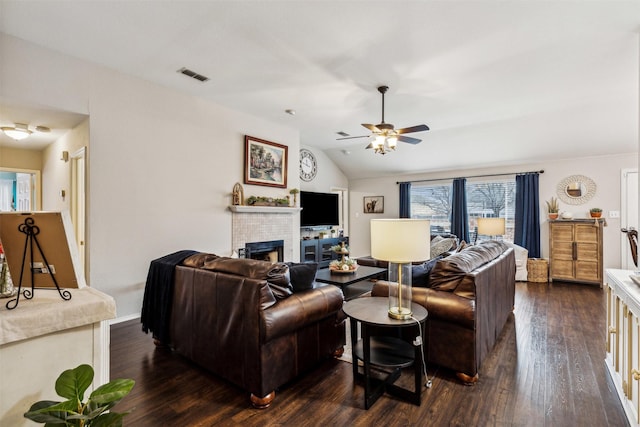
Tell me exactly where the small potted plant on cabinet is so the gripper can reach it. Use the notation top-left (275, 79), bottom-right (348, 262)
top-left (546, 197), bottom-right (560, 220)
top-left (590, 207), bottom-right (603, 218)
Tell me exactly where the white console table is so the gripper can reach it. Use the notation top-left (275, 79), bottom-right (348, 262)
top-left (0, 287), bottom-right (115, 427)
top-left (605, 269), bottom-right (640, 427)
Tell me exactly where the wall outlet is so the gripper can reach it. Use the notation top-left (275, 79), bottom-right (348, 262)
top-left (609, 210), bottom-right (620, 218)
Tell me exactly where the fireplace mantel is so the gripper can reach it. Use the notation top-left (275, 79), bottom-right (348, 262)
top-left (229, 206), bottom-right (302, 214)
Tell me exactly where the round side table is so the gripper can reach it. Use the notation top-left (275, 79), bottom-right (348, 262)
top-left (342, 297), bottom-right (428, 409)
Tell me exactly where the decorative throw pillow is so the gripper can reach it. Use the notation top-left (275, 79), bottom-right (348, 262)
top-left (455, 240), bottom-right (469, 252)
top-left (412, 255), bottom-right (443, 287)
top-left (431, 237), bottom-right (456, 259)
top-left (431, 235), bottom-right (444, 244)
top-left (285, 262), bottom-right (318, 292)
top-left (265, 263), bottom-right (293, 299)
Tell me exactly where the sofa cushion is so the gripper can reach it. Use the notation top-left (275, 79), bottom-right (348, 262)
top-left (286, 262), bottom-right (318, 292)
top-left (412, 255), bottom-right (443, 287)
top-left (201, 257), bottom-right (293, 299)
top-left (429, 240), bottom-right (508, 292)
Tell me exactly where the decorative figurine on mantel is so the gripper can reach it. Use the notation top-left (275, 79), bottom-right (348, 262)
top-left (232, 182), bottom-right (244, 206)
top-left (289, 188), bottom-right (300, 207)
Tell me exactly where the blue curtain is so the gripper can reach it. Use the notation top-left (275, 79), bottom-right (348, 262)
top-left (450, 178), bottom-right (470, 243)
top-left (399, 182), bottom-right (411, 218)
top-left (515, 173), bottom-right (541, 257)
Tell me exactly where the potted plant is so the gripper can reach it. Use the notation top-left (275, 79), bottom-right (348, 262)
top-left (24, 364), bottom-right (135, 426)
top-left (590, 207), bottom-right (603, 218)
top-left (546, 197), bottom-right (560, 220)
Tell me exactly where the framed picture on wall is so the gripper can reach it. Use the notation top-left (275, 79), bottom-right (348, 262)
top-left (244, 135), bottom-right (288, 188)
top-left (363, 196), bottom-right (384, 214)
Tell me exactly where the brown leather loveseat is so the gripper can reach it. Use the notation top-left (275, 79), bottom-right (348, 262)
top-left (370, 241), bottom-right (515, 383)
top-left (154, 254), bottom-right (345, 408)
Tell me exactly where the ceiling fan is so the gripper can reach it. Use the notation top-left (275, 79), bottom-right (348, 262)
top-left (337, 85), bottom-right (429, 155)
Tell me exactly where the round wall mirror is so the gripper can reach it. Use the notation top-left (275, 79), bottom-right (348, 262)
top-left (556, 174), bottom-right (596, 205)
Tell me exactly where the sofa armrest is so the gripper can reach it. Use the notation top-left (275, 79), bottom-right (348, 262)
top-left (372, 281), bottom-right (475, 329)
top-left (261, 284), bottom-right (344, 343)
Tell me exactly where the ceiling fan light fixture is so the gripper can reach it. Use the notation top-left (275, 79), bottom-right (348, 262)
top-left (1, 123), bottom-right (32, 140)
top-left (387, 135), bottom-right (398, 148)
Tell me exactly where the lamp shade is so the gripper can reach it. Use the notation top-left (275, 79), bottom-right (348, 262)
top-left (477, 217), bottom-right (505, 236)
top-left (370, 219), bottom-right (430, 263)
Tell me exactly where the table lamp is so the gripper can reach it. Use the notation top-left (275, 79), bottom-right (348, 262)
top-left (476, 217), bottom-right (506, 242)
top-left (371, 219), bottom-right (430, 320)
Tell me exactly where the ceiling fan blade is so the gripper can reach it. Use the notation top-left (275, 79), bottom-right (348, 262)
top-left (361, 123), bottom-right (380, 132)
top-left (396, 124), bottom-right (430, 134)
top-left (336, 135), bottom-right (369, 140)
top-left (398, 135), bottom-right (422, 145)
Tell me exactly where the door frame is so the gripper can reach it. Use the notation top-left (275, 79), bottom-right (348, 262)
top-left (0, 166), bottom-right (41, 211)
top-left (70, 147), bottom-right (87, 280)
top-left (621, 168), bottom-right (638, 270)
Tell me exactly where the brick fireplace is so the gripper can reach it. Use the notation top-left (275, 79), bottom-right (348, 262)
top-left (230, 206), bottom-right (300, 261)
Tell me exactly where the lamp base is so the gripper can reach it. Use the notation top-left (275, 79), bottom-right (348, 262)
top-left (388, 306), bottom-right (412, 320)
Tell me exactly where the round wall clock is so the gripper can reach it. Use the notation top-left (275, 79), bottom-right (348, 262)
top-left (299, 149), bottom-right (317, 182)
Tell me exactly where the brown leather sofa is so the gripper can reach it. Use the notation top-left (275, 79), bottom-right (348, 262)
top-left (370, 241), bottom-right (515, 383)
top-left (162, 255), bottom-right (345, 408)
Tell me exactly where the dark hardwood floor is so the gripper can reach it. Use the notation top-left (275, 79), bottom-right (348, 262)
top-left (111, 282), bottom-right (628, 426)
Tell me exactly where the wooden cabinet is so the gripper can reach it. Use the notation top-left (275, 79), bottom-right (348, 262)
top-left (605, 269), bottom-right (640, 426)
top-left (549, 219), bottom-right (604, 286)
top-left (300, 237), bottom-right (348, 268)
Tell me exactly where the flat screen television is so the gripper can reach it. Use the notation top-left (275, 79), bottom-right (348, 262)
top-left (300, 191), bottom-right (339, 227)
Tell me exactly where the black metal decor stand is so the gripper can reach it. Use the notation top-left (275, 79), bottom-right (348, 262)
top-left (6, 217), bottom-right (71, 310)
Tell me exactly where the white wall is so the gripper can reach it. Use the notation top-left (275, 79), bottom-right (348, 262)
top-left (1, 34), bottom-right (301, 317)
top-left (298, 145), bottom-right (348, 193)
top-left (349, 153), bottom-right (638, 271)
top-left (42, 118), bottom-right (89, 211)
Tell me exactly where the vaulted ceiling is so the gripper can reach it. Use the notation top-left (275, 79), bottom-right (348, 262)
top-left (1, 1), bottom-right (638, 178)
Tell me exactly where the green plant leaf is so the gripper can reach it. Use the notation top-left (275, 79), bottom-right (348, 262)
top-left (23, 400), bottom-right (67, 424)
top-left (89, 379), bottom-right (135, 405)
top-left (91, 411), bottom-right (129, 427)
top-left (55, 364), bottom-right (94, 401)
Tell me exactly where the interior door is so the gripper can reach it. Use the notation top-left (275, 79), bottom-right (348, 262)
top-left (622, 169), bottom-right (638, 269)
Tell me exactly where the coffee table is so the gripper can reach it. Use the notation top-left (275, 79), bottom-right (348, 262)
top-left (315, 265), bottom-right (387, 300)
top-left (342, 297), bottom-right (428, 409)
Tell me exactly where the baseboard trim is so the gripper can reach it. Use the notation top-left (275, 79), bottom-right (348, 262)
top-left (110, 313), bottom-right (140, 325)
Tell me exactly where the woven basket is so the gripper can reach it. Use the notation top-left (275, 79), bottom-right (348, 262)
top-left (527, 258), bottom-right (548, 283)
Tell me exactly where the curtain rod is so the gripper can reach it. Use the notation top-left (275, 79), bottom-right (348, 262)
top-left (397, 169), bottom-right (544, 185)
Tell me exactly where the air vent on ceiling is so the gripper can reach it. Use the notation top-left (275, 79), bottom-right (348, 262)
top-left (177, 67), bottom-right (210, 82)
top-left (337, 131), bottom-right (350, 137)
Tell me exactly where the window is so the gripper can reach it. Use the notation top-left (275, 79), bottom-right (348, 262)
top-left (410, 179), bottom-right (516, 242)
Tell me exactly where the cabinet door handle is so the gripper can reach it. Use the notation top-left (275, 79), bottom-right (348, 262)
top-left (632, 369), bottom-right (640, 381)
top-left (609, 326), bottom-right (617, 334)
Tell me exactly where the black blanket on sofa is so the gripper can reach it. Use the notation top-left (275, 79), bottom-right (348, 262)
top-left (141, 250), bottom-right (198, 343)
